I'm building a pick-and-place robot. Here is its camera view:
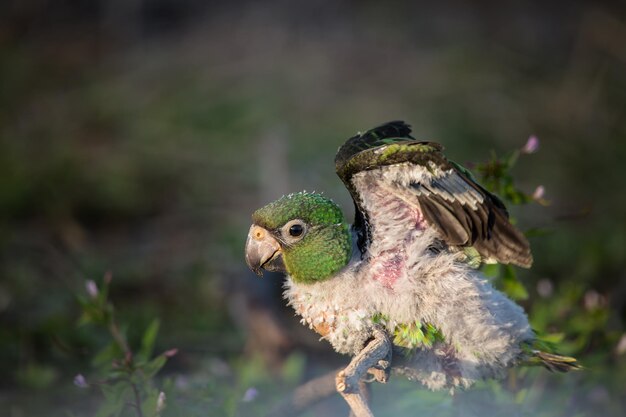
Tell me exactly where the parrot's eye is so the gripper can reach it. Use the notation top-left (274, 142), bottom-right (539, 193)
top-left (289, 224), bottom-right (304, 237)
top-left (282, 220), bottom-right (307, 242)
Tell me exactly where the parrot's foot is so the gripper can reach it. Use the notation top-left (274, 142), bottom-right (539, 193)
top-left (335, 328), bottom-right (392, 417)
top-left (366, 345), bottom-right (392, 384)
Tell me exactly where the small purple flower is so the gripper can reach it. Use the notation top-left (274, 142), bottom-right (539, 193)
top-left (74, 373), bottom-right (88, 388)
top-left (242, 387), bottom-right (259, 402)
top-left (522, 135), bottom-right (540, 154)
top-left (85, 280), bottom-right (99, 299)
top-left (536, 279), bottom-right (553, 298)
top-left (532, 185), bottom-right (545, 200)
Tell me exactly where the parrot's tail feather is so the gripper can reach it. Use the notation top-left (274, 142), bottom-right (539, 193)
top-left (530, 350), bottom-right (581, 372)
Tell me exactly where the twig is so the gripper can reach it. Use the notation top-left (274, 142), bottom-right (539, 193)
top-left (130, 381), bottom-right (145, 417)
top-left (266, 368), bottom-right (342, 417)
top-left (340, 385), bottom-right (373, 417)
top-left (109, 320), bottom-right (131, 356)
top-left (107, 296), bottom-right (143, 417)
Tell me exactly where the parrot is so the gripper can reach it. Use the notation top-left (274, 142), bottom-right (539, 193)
top-left (244, 121), bottom-right (578, 393)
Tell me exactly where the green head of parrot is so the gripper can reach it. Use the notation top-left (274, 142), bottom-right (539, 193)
top-left (245, 192), bottom-right (352, 284)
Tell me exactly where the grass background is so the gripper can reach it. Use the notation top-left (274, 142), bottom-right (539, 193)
top-left (0, 1), bottom-right (625, 416)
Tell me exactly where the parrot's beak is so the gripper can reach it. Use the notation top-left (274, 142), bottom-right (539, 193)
top-left (245, 225), bottom-right (285, 276)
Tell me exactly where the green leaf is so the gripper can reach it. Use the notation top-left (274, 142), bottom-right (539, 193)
top-left (542, 332), bottom-right (565, 344)
top-left (140, 387), bottom-right (160, 417)
top-left (139, 319), bottom-right (160, 361)
top-left (143, 354), bottom-right (167, 379)
top-left (500, 265), bottom-right (529, 300)
top-left (92, 341), bottom-right (123, 369)
top-left (96, 381), bottom-right (131, 417)
top-left (505, 150), bottom-right (520, 169)
top-left (481, 263), bottom-right (501, 278)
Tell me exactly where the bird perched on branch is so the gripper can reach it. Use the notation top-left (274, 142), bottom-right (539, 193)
top-left (245, 121), bottom-right (578, 402)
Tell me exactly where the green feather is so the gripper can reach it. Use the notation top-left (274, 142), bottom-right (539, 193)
top-left (520, 339), bottom-right (581, 372)
top-left (253, 192), bottom-right (344, 230)
top-left (392, 321), bottom-right (445, 349)
top-left (458, 246), bottom-right (483, 269)
top-left (372, 313), bottom-right (445, 349)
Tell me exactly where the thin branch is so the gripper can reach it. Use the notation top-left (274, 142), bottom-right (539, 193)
top-left (266, 368), bottom-right (342, 417)
top-left (339, 383), bottom-right (373, 417)
top-left (109, 319), bottom-right (131, 356)
top-left (130, 380), bottom-right (145, 417)
top-left (336, 329), bottom-right (392, 417)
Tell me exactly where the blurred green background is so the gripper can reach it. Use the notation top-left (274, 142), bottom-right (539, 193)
top-left (1, 1), bottom-right (625, 416)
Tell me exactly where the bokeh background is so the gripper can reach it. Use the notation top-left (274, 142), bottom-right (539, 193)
top-left (1, 1), bottom-right (625, 416)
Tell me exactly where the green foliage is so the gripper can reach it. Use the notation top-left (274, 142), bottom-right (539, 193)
top-left (474, 149), bottom-right (534, 206)
top-left (474, 145), bottom-right (538, 301)
top-left (72, 276), bottom-right (317, 417)
top-left (474, 140), bottom-right (614, 367)
top-left (75, 275), bottom-right (174, 417)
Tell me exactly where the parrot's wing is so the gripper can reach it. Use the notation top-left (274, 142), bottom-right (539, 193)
top-left (335, 121), bottom-right (532, 268)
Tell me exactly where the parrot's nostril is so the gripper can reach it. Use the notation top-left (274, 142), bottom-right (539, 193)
top-left (252, 226), bottom-right (265, 241)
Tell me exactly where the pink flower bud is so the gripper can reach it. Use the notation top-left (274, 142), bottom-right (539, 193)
top-left (163, 348), bottom-right (178, 358)
top-left (532, 185), bottom-right (545, 200)
top-left (522, 135), bottom-right (539, 154)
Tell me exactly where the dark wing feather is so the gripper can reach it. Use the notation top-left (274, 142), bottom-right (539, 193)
top-left (335, 121), bottom-right (533, 268)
